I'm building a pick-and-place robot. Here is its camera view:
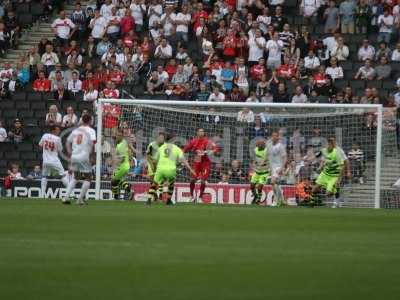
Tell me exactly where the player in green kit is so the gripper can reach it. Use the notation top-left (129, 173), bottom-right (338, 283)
top-left (111, 130), bottom-right (135, 200)
top-left (312, 137), bottom-right (351, 207)
top-left (251, 139), bottom-right (269, 204)
top-left (153, 134), bottom-right (195, 205)
top-left (146, 132), bottom-right (165, 204)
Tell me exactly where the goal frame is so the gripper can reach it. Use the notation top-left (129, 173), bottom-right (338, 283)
top-left (95, 99), bottom-right (383, 208)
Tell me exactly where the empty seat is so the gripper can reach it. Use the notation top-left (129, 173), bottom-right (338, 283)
top-left (25, 160), bottom-right (41, 168)
top-left (31, 101), bottom-right (46, 110)
top-left (0, 100), bottom-right (14, 110)
top-left (18, 14), bottom-right (33, 28)
top-left (24, 126), bottom-right (42, 138)
top-left (3, 109), bottom-right (17, 119)
top-left (4, 151), bottom-right (19, 160)
top-left (366, 81), bottom-right (382, 89)
top-left (21, 151), bottom-right (37, 160)
top-left (18, 110), bottom-right (34, 118)
top-left (30, 2), bottom-right (44, 20)
top-left (382, 80), bottom-right (395, 90)
top-left (16, 3), bottom-right (30, 13)
top-left (16, 101), bottom-right (30, 110)
top-left (350, 80), bottom-right (365, 90)
top-left (17, 142), bottom-right (33, 152)
top-left (12, 92), bottom-right (26, 101)
top-left (27, 92), bottom-right (42, 102)
top-left (340, 61), bottom-right (353, 71)
top-left (334, 79), bottom-right (348, 89)
top-left (34, 110), bottom-right (46, 119)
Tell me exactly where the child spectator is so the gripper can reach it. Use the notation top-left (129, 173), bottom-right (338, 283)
top-left (348, 143), bottom-right (365, 184)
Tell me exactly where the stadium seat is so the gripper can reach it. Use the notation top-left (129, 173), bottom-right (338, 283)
top-left (334, 80), bottom-right (348, 89)
top-left (18, 14), bottom-right (33, 28)
top-left (17, 142), bottom-right (33, 152)
top-left (382, 80), bottom-right (395, 90)
top-left (18, 110), bottom-right (34, 118)
top-left (350, 80), bottom-right (365, 90)
top-left (21, 151), bottom-right (37, 160)
top-left (32, 101), bottom-right (46, 111)
top-left (340, 61), bottom-right (353, 71)
top-left (30, 2), bottom-right (44, 20)
top-left (16, 3), bottom-right (30, 14)
top-left (4, 151), bottom-right (19, 160)
top-left (12, 92), bottom-right (26, 102)
top-left (27, 92), bottom-right (43, 102)
top-left (366, 81), bottom-right (382, 89)
top-left (24, 126), bottom-right (42, 138)
top-left (34, 110), bottom-right (46, 119)
top-left (25, 160), bottom-right (41, 168)
top-left (0, 100), bottom-right (14, 110)
top-left (16, 101), bottom-right (30, 110)
top-left (3, 109), bottom-right (17, 119)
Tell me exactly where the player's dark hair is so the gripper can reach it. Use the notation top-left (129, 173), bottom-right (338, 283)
top-left (328, 137), bottom-right (336, 143)
top-left (166, 132), bottom-right (175, 142)
top-left (82, 114), bottom-right (92, 124)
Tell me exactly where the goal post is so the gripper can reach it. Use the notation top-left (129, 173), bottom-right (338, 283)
top-left (95, 99), bottom-right (387, 208)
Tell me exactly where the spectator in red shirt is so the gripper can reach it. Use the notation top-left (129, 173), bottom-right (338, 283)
top-left (277, 58), bottom-right (298, 79)
top-left (123, 29), bottom-right (136, 48)
top-left (33, 71), bottom-right (51, 92)
top-left (250, 58), bottom-right (267, 82)
top-left (313, 66), bottom-right (328, 87)
top-left (165, 59), bottom-right (178, 80)
top-left (192, 2), bottom-right (209, 32)
top-left (120, 9), bottom-right (135, 37)
top-left (82, 71), bottom-right (100, 91)
top-left (102, 102), bottom-right (121, 137)
top-left (103, 81), bottom-right (120, 98)
top-left (223, 29), bottom-right (237, 61)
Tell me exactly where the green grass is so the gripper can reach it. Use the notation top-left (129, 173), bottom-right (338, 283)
top-left (1, 199), bottom-right (400, 300)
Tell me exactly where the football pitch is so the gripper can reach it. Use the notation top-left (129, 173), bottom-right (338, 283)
top-left (1, 199), bottom-right (400, 300)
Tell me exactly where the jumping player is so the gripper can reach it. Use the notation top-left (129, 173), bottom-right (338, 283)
top-left (183, 128), bottom-right (218, 202)
top-left (146, 132), bottom-right (166, 204)
top-left (250, 139), bottom-right (269, 204)
top-left (38, 125), bottom-right (69, 198)
top-left (63, 114), bottom-right (96, 205)
top-left (154, 134), bottom-right (195, 205)
top-left (111, 130), bottom-right (135, 200)
top-left (312, 137), bottom-right (351, 207)
top-left (266, 131), bottom-right (287, 206)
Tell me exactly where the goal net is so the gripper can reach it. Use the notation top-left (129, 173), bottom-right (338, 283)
top-left (95, 99), bottom-right (394, 208)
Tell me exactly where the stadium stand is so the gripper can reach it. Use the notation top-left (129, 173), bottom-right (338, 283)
top-left (0, 0), bottom-right (399, 205)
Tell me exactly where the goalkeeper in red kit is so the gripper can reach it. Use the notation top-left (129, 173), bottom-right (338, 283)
top-left (184, 128), bottom-right (219, 202)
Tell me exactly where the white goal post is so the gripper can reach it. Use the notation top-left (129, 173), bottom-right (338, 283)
top-left (95, 99), bottom-right (384, 208)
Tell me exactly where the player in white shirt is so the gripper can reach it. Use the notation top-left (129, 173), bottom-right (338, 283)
top-left (266, 131), bottom-right (287, 206)
top-left (38, 126), bottom-right (69, 198)
top-left (63, 114), bottom-right (96, 205)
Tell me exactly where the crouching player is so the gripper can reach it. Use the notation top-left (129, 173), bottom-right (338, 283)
top-left (251, 139), bottom-right (269, 204)
top-left (63, 114), bottom-right (96, 205)
top-left (154, 135), bottom-right (195, 205)
top-left (146, 132), bottom-right (165, 204)
top-left (39, 125), bottom-right (69, 198)
top-left (312, 137), bottom-right (351, 207)
top-left (111, 130), bottom-right (135, 200)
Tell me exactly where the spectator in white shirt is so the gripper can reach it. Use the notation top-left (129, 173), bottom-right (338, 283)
top-left (45, 105), bottom-right (62, 126)
top-left (89, 9), bottom-right (107, 41)
top-left (51, 10), bottom-right (76, 46)
top-left (358, 39), bottom-right (376, 61)
top-left (0, 120), bottom-right (7, 142)
top-left (148, 0), bottom-right (163, 29)
top-left (237, 107), bottom-right (255, 123)
top-left (160, 6), bottom-right (176, 38)
top-left (41, 44), bottom-right (59, 73)
top-left (67, 71), bottom-right (82, 94)
top-left (62, 106), bottom-right (78, 128)
top-left (304, 50), bottom-right (320, 74)
top-left (175, 4), bottom-right (191, 43)
top-left (130, 0), bottom-right (147, 33)
top-left (377, 9), bottom-right (394, 44)
top-left (208, 86), bottom-right (225, 102)
top-left (154, 38), bottom-right (173, 60)
top-left (330, 36), bottom-right (349, 61)
top-left (391, 43), bottom-right (400, 61)
top-left (248, 29), bottom-right (266, 64)
top-left (354, 59), bottom-right (376, 80)
top-left (106, 7), bottom-right (121, 41)
top-left (325, 57), bottom-right (344, 80)
top-left (292, 86), bottom-right (308, 103)
top-left (300, 0), bottom-right (321, 23)
top-left (0, 62), bottom-right (13, 83)
top-left (83, 82), bottom-right (99, 102)
top-left (100, 0), bottom-right (114, 18)
top-left (265, 32), bottom-right (284, 70)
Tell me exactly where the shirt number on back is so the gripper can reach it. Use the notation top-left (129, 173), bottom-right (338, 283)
top-left (76, 134), bottom-right (83, 145)
top-left (44, 140), bottom-right (55, 151)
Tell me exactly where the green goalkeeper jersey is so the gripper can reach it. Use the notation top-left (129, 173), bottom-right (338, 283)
top-left (146, 141), bottom-right (162, 161)
top-left (116, 139), bottom-right (130, 165)
top-left (321, 147), bottom-right (347, 177)
top-left (156, 143), bottom-right (184, 170)
top-left (254, 147), bottom-right (269, 174)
